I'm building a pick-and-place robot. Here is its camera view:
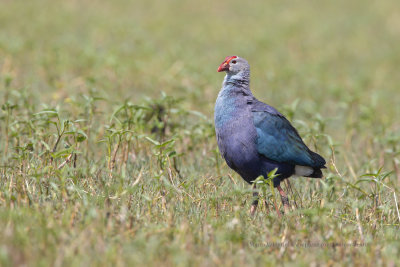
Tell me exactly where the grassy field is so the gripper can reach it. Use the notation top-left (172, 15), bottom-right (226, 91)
top-left (1, 0), bottom-right (400, 266)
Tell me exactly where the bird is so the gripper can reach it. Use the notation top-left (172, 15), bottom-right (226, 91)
top-left (214, 55), bottom-right (326, 216)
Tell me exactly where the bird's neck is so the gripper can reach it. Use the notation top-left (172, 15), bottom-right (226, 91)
top-left (223, 69), bottom-right (250, 89)
top-left (215, 70), bottom-right (253, 129)
top-left (220, 70), bottom-right (252, 99)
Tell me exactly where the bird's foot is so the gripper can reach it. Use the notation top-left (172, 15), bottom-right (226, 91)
top-left (277, 185), bottom-right (291, 215)
top-left (250, 186), bottom-right (259, 216)
top-left (250, 204), bottom-right (257, 216)
top-left (281, 196), bottom-right (290, 214)
top-left (273, 201), bottom-right (282, 218)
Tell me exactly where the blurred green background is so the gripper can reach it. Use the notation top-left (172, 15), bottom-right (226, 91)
top-left (2, 0), bottom-right (399, 111)
top-left (1, 0), bottom-right (400, 266)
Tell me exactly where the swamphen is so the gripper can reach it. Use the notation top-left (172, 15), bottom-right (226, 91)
top-left (214, 56), bottom-right (326, 215)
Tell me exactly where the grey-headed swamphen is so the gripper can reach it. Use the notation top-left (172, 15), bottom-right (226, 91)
top-left (214, 56), bottom-right (326, 215)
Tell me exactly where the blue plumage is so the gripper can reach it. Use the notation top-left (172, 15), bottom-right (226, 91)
top-left (253, 109), bottom-right (325, 168)
top-left (215, 56), bottom-right (326, 189)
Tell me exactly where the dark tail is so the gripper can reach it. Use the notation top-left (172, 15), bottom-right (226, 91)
top-left (307, 150), bottom-right (326, 178)
top-left (305, 167), bottom-right (325, 178)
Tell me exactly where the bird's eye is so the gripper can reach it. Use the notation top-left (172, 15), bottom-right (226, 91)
top-left (231, 60), bottom-right (237, 64)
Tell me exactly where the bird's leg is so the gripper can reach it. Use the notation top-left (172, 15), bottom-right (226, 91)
top-left (250, 184), bottom-right (258, 216)
top-left (277, 185), bottom-right (290, 214)
top-left (285, 179), bottom-right (298, 209)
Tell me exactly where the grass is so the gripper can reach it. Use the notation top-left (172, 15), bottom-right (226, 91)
top-left (1, 0), bottom-right (400, 265)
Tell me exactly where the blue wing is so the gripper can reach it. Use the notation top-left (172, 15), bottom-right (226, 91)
top-left (251, 101), bottom-right (326, 168)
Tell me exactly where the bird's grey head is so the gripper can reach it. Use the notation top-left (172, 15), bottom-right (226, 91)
top-left (217, 56), bottom-right (249, 74)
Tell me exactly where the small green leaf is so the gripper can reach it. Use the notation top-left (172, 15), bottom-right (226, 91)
top-left (145, 136), bottom-right (160, 146)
